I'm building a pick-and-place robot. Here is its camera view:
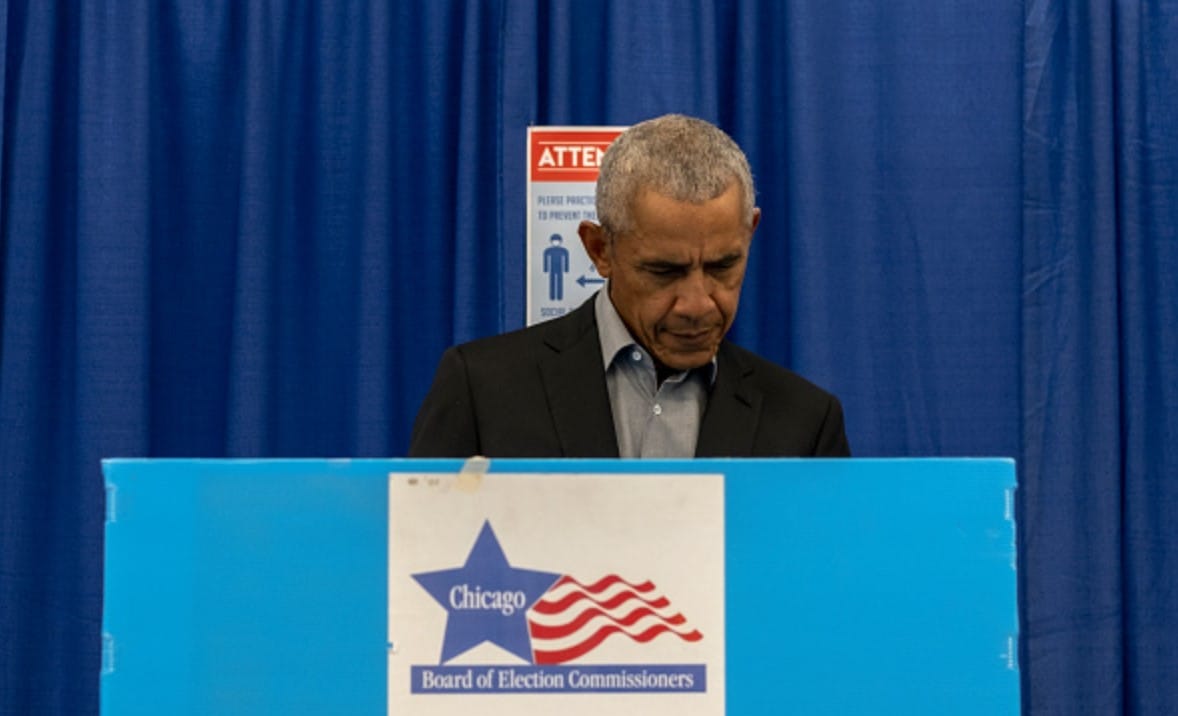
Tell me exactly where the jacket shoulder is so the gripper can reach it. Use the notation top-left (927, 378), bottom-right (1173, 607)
top-left (716, 341), bottom-right (851, 456)
top-left (450, 300), bottom-right (596, 363)
top-left (721, 341), bottom-right (838, 401)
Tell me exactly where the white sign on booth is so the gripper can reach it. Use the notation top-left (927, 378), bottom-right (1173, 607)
top-left (388, 471), bottom-right (725, 716)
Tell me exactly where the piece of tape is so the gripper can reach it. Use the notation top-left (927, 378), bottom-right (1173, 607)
top-left (456, 455), bottom-right (490, 493)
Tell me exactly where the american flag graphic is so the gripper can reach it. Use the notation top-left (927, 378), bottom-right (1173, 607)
top-left (527, 574), bottom-right (703, 664)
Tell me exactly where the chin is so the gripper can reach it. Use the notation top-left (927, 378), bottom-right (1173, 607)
top-left (658, 350), bottom-right (716, 371)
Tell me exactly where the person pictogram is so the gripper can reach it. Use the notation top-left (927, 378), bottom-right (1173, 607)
top-left (543, 234), bottom-right (570, 301)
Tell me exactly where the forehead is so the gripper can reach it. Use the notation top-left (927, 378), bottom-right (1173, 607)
top-left (618, 185), bottom-right (751, 256)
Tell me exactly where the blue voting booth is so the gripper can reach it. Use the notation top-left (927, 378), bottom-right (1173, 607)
top-left (101, 458), bottom-right (1018, 714)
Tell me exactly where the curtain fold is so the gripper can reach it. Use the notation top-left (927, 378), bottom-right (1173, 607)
top-left (1020, 2), bottom-right (1178, 713)
top-left (1111, 3), bottom-right (1178, 714)
top-left (1, 1), bottom-right (1175, 714)
top-left (1022, 2), bottom-right (1125, 712)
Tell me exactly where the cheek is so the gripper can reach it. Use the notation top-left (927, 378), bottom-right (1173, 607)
top-left (723, 270), bottom-right (747, 299)
top-left (713, 286), bottom-right (742, 319)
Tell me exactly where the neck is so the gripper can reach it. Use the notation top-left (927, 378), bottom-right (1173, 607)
top-left (654, 360), bottom-right (680, 386)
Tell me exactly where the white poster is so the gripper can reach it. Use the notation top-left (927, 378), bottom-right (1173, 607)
top-left (388, 471), bottom-right (725, 715)
top-left (526, 127), bottom-right (626, 326)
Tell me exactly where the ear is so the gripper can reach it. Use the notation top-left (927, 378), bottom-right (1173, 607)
top-left (750, 207), bottom-right (762, 235)
top-left (578, 220), bottom-right (613, 278)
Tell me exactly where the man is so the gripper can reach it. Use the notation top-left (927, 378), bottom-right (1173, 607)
top-left (410, 114), bottom-right (850, 458)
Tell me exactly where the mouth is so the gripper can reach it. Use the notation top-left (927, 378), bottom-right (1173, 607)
top-left (664, 328), bottom-right (717, 347)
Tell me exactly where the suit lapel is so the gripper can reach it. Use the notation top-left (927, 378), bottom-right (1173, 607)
top-left (537, 300), bottom-right (620, 457)
top-left (696, 342), bottom-right (761, 457)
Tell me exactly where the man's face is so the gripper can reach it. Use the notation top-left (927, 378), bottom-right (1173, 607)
top-left (579, 183), bottom-right (760, 371)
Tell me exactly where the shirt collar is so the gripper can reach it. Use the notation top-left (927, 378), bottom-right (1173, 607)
top-left (594, 286), bottom-right (718, 384)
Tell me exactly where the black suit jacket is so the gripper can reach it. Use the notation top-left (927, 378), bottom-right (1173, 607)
top-left (409, 298), bottom-right (850, 458)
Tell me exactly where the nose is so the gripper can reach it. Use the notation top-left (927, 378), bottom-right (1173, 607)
top-left (672, 270), bottom-right (716, 320)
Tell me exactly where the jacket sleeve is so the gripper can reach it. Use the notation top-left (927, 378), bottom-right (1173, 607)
top-left (407, 347), bottom-right (481, 457)
top-left (813, 393), bottom-right (852, 457)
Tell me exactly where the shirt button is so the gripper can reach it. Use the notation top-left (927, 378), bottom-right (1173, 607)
top-left (631, 350), bottom-right (642, 361)
top-left (652, 404), bottom-right (663, 416)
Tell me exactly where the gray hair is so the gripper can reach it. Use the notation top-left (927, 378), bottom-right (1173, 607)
top-left (596, 114), bottom-right (756, 235)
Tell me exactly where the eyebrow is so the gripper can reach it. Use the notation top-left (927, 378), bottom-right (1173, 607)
top-left (640, 259), bottom-right (690, 271)
top-left (704, 251), bottom-right (744, 267)
top-left (639, 251), bottom-right (745, 271)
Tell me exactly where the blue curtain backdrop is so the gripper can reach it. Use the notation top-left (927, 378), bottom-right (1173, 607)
top-left (0, 1), bottom-right (1174, 714)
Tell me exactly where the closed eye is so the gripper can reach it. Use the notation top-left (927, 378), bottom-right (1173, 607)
top-left (705, 254), bottom-right (743, 274)
top-left (642, 262), bottom-right (688, 278)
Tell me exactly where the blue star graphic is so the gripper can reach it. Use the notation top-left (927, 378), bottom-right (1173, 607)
top-left (413, 521), bottom-right (562, 664)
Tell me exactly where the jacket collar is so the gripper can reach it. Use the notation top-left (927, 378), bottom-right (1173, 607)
top-left (537, 298), bottom-right (620, 457)
top-left (695, 341), bottom-right (761, 457)
top-left (537, 296), bottom-right (762, 458)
